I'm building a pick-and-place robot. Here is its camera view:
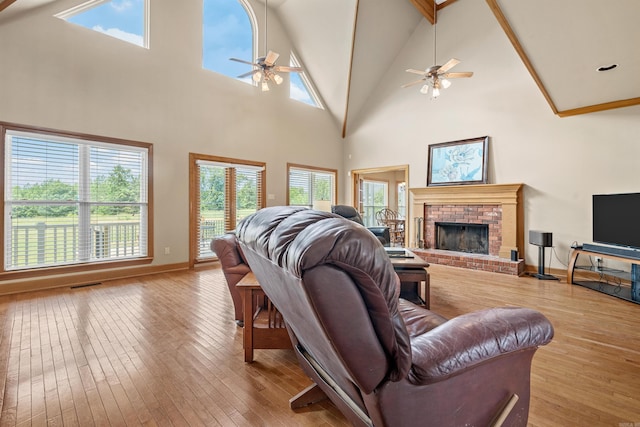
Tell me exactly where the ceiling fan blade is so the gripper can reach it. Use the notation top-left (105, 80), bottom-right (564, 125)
top-left (401, 78), bottom-right (426, 88)
top-left (442, 71), bottom-right (474, 79)
top-left (437, 58), bottom-right (460, 74)
top-left (274, 66), bottom-right (303, 73)
top-left (229, 57), bottom-right (258, 66)
top-left (406, 68), bottom-right (427, 76)
top-left (265, 50), bottom-right (280, 66)
top-left (237, 70), bottom-right (260, 78)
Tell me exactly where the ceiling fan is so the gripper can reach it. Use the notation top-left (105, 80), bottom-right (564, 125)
top-left (229, 0), bottom-right (302, 92)
top-left (402, 2), bottom-right (472, 98)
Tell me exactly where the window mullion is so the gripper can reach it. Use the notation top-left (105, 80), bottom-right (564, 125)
top-left (78, 145), bottom-right (90, 261)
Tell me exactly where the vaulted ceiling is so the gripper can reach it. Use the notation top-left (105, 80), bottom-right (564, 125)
top-left (2, 0), bottom-right (639, 137)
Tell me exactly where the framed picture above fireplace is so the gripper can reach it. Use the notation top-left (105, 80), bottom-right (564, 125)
top-left (427, 136), bottom-right (489, 186)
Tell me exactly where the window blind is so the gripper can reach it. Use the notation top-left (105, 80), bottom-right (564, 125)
top-left (4, 130), bottom-right (149, 270)
top-left (288, 166), bottom-right (335, 208)
top-left (196, 161), bottom-right (264, 261)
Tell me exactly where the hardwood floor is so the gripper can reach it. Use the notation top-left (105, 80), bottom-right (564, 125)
top-left (0, 264), bottom-right (638, 426)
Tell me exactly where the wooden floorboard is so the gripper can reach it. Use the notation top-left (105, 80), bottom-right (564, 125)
top-left (0, 264), bottom-right (639, 426)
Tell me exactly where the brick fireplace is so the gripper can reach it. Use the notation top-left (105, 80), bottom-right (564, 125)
top-left (409, 183), bottom-right (524, 275)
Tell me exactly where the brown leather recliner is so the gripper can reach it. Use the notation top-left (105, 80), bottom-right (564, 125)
top-left (235, 206), bottom-right (554, 427)
top-left (211, 233), bottom-right (250, 326)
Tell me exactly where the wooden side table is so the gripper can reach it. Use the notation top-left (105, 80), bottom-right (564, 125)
top-left (236, 272), bottom-right (292, 362)
top-left (388, 248), bottom-right (430, 308)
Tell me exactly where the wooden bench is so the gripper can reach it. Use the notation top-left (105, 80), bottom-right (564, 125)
top-left (236, 272), bottom-right (292, 362)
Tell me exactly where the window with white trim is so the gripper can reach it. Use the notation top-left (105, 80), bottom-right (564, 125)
top-left (3, 126), bottom-right (150, 271)
top-left (289, 52), bottom-right (323, 108)
top-left (190, 154), bottom-right (265, 262)
top-left (202, 0), bottom-right (256, 82)
top-left (397, 181), bottom-right (406, 218)
top-left (360, 180), bottom-right (388, 227)
top-left (287, 163), bottom-right (336, 210)
top-left (55, 0), bottom-right (149, 48)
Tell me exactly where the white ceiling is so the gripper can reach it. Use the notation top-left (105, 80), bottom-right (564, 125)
top-left (487, 0), bottom-right (640, 116)
top-left (2, 0), bottom-right (639, 133)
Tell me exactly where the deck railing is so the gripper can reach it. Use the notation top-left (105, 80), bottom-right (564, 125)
top-left (9, 222), bottom-right (141, 268)
top-left (199, 219), bottom-right (226, 258)
top-left (9, 218), bottom-right (228, 268)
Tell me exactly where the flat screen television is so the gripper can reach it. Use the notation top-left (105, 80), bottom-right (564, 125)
top-left (593, 193), bottom-right (640, 250)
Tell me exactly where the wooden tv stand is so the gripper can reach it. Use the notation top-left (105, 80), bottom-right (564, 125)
top-left (567, 248), bottom-right (640, 304)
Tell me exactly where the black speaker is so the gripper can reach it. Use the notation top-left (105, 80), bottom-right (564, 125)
top-left (529, 230), bottom-right (553, 247)
top-left (510, 249), bottom-right (518, 261)
top-left (529, 230), bottom-right (559, 280)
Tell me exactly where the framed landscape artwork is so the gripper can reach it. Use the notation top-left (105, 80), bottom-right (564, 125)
top-left (427, 136), bottom-right (489, 186)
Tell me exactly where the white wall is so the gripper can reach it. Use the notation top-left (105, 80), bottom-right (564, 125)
top-left (0, 0), bottom-right (343, 268)
top-left (344, 0), bottom-right (640, 268)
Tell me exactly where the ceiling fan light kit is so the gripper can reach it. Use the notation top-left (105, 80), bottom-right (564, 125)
top-left (228, 0), bottom-right (302, 92)
top-left (403, 2), bottom-right (472, 99)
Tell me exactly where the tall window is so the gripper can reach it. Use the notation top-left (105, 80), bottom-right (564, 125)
top-left (2, 124), bottom-right (151, 273)
top-left (203, 0), bottom-right (255, 82)
top-left (190, 154), bottom-right (265, 263)
top-left (287, 164), bottom-right (337, 210)
top-left (360, 180), bottom-right (388, 227)
top-left (55, 0), bottom-right (149, 48)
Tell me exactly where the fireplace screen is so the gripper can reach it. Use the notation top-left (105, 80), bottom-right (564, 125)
top-left (435, 222), bottom-right (489, 255)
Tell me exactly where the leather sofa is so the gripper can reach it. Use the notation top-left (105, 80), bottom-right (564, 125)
top-left (235, 206), bottom-right (554, 427)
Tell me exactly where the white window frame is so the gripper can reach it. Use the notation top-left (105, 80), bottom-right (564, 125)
top-left (289, 51), bottom-right (324, 109)
top-left (361, 179), bottom-right (388, 227)
top-left (202, 0), bottom-right (257, 83)
top-left (55, 0), bottom-right (150, 48)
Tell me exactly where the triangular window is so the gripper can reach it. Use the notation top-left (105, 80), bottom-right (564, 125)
top-left (56, 0), bottom-right (148, 48)
top-left (203, 0), bottom-right (256, 83)
top-left (289, 52), bottom-right (322, 109)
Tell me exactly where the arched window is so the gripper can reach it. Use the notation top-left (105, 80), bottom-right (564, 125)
top-left (203, 0), bottom-right (256, 82)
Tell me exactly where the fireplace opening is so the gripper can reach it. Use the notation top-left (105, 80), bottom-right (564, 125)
top-left (436, 222), bottom-right (489, 255)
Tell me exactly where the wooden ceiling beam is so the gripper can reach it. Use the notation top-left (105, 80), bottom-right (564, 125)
top-left (0, 0), bottom-right (18, 13)
top-left (409, 0), bottom-right (436, 24)
top-left (409, 0), bottom-right (458, 24)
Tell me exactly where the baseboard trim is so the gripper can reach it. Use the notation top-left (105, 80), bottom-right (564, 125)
top-left (0, 262), bottom-right (190, 296)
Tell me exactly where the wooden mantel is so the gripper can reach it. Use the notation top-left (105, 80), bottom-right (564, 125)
top-left (409, 183), bottom-right (524, 259)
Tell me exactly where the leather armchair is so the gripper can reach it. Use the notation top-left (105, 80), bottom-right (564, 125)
top-left (211, 233), bottom-right (250, 326)
top-left (331, 204), bottom-right (391, 247)
top-left (235, 206), bottom-right (554, 427)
